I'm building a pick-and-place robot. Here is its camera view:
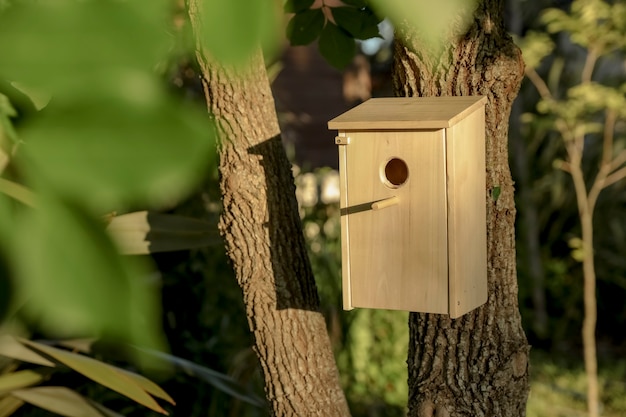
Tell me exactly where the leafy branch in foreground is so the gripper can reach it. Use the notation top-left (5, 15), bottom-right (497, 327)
top-left (284, 0), bottom-right (383, 68)
top-left (0, 336), bottom-right (174, 416)
top-left (0, 336), bottom-right (266, 416)
top-left (0, 0), bottom-right (216, 348)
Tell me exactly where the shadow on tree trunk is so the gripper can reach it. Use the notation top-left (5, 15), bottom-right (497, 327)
top-left (248, 135), bottom-right (322, 312)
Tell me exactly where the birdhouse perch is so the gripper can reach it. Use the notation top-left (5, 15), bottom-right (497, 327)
top-left (328, 96), bottom-right (488, 319)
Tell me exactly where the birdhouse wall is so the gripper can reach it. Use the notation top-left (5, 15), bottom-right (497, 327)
top-left (330, 96), bottom-right (487, 318)
top-left (338, 129), bottom-right (450, 314)
top-left (445, 109), bottom-right (487, 318)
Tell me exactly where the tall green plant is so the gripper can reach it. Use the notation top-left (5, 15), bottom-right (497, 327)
top-left (519, 1), bottom-right (626, 415)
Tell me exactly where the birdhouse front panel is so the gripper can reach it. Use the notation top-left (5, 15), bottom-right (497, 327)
top-left (329, 96), bottom-right (488, 318)
top-left (340, 129), bottom-right (449, 313)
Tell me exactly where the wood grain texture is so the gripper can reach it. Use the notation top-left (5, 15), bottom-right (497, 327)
top-left (446, 109), bottom-right (488, 318)
top-left (328, 96), bottom-right (487, 130)
top-left (187, 2), bottom-right (351, 415)
top-left (332, 98), bottom-right (487, 317)
top-left (341, 129), bottom-right (449, 314)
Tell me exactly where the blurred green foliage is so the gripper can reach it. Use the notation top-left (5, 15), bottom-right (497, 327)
top-left (514, 0), bottom-right (626, 349)
top-left (0, 0), bottom-right (215, 360)
top-left (527, 350), bottom-right (626, 417)
top-left (197, 0), bottom-right (281, 65)
top-left (370, 0), bottom-right (476, 50)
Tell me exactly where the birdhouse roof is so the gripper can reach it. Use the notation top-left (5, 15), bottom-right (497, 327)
top-left (328, 96), bottom-right (487, 130)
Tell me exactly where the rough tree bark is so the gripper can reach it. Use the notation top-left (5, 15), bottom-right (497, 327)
top-left (186, 2), bottom-right (351, 416)
top-left (393, 1), bottom-right (531, 416)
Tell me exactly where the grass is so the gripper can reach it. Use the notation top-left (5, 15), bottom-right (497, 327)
top-left (527, 350), bottom-right (626, 417)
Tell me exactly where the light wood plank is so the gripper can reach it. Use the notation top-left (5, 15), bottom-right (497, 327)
top-left (343, 130), bottom-right (449, 313)
top-left (328, 96), bottom-right (487, 130)
top-left (446, 109), bottom-right (488, 318)
top-left (337, 132), bottom-right (353, 310)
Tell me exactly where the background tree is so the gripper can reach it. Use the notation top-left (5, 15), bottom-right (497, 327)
top-left (519, 1), bottom-right (626, 415)
top-left (385, 1), bottom-right (531, 415)
top-left (185, 1), bottom-right (351, 415)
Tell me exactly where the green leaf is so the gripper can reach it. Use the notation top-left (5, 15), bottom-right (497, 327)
top-left (56, 339), bottom-right (96, 354)
top-left (517, 31), bottom-right (555, 70)
top-left (541, 8), bottom-right (571, 35)
top-left (90, 402), bottom-right (125, 417)
top-left (106, 211), bottom-right (220, 255)
top-left (341, 0), bottom-right (367, 7)
top-left (11, 386), bottom-right (123, 417)
top-left (0, 94), bottom-right (16, 118)
top-left (116, 367), bottom-right (175, 406)
top-left (19, 340), bottom-right (169, 414)
top-left (0, 335), bottom-right (55, 367)
top-left (132, 346), bottom-right (265, 407)
top-left (542, 1), bottom-right (626, 52)
top-left (370, 0), bottom-right (475, 50)
top-left (0, 395), bottom-right (23, 417)
top-left (13, 198), bottom-right (162, 348)
top-left (0, 0), bottom-right (170, 94)
top-left (570, 248), bottom-right (585, 262)
top-left (283, 0), bottom-right (315, 13)
top-left (0, 178), bottom-right (36, 207)
top-left (332, 7), bottom-right (381, 40)
top-left (286, 9), bottom-right (325, 46)
top-left (199, 0), bottom-right (280, 65)
top-left (0, 93), bottom-right (19, 149)
top-left (0, 370), bottom-right (45, 395)
top-left (318, 23), bottom-right (356, 69)
top-left (492, 186), bottom-right (501, 202)
top-left (18, 90), bottom-right (214, 213)
top-left (0, 249), bottom-right (11, 323)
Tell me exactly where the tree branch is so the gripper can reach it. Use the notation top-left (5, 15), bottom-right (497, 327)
top-left (603, 166), bottom-right (626, 189)
top-left (581, 47), bottom-right (598, 84)
top-left (557, 159), bottom-right (572, 173)
top-left (601, 109), bottom-right (617, 168)
top-left (525, 67), bottom-right (553, 101)
top-left (609, 149), bottom-right (626, 173)
top-left (589, 122), bottom-right (625, 210)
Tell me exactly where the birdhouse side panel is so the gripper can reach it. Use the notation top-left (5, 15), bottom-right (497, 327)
top-left (343, 130), bottom-right (449, 313)
top-left (446, 109), bottom-right (488, 318)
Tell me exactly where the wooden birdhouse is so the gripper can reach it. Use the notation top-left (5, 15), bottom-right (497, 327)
top-left (327, 96), bottom-right (488, 318)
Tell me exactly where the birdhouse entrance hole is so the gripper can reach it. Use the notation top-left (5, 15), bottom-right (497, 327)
top-left (382, 157), bottom-right (408, 188)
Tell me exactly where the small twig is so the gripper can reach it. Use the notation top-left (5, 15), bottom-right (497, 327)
top-left (601, 109), bottom-right (617, 168)
top-left (603, 166), bottom-right (626, 189)
top-left (566, 136), bottom-right (584, 167)
top-left (557, 160), bottom-right (572, 173)
top-left (525, 67), bottom-right (554, 101)
top-left (609, 149), bottom-right (626, 173)
top-left (589, 151), bottom-right (626, 211)
top-left (581, 47), bottom-right (598, 84)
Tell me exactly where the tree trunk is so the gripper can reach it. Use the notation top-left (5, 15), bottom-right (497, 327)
top-left (393, 1), bottom-right (531, 415)
top-left (187, 4), bottom-right (351, 417)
